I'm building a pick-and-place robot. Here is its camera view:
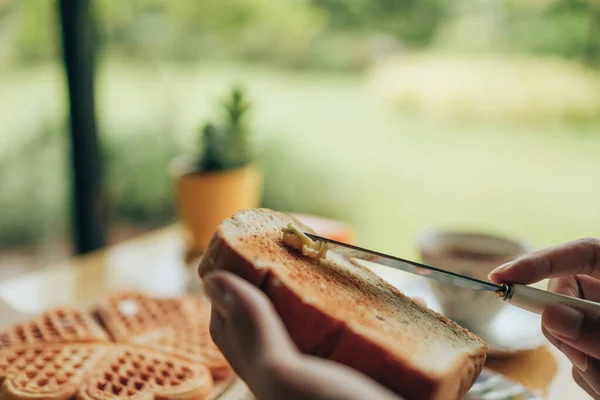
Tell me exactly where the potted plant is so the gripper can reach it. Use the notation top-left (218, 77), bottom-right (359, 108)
top-left (172, 85), bottom-right (263, 260)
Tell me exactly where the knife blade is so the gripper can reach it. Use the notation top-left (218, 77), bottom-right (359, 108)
top-left (303, 233), bottom-right (600, 317)
top-left (304, 233), bottom-right (504, 294)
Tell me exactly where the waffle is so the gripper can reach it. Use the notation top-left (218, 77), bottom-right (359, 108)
top-left (95, 292), bottom-right (231, 379)
top-left (0, 308), bottom-right (109, 351)
top-left (130, 305), bottom-right (232, 379)
top-left (79, 344), bottom-right (214, 400)
top-left (0, 292), bottom-right (232, 399)
top-left (94, 292), bottom-right (189, 341)
top-left (0, 343), bottom-right (214, 400)
top-left (0, 344), bottom-right (107, 400)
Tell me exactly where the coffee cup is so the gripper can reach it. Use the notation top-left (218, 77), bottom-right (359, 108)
top-left (416, 229), bottom-right (532, 330)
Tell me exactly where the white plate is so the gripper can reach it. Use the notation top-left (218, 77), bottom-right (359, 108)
top-left (466, 368), bottom-right (542, 399)
top-left (466, 301), bottom-right (547, 357)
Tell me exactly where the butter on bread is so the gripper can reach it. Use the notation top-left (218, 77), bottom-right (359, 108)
top-left (198, 208), bottom-right (487, 400)
top-left (281, 221), bottom-right (328, 259)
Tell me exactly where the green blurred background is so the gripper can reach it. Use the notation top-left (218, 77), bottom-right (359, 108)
top-left (0, 0), bottom-right (599, 278)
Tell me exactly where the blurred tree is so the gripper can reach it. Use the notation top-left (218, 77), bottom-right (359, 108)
top-left (2, 0), bottom-right (597, 68)
top-left (93, 0), bottom-right (136, 47)
top-left (14, 0), bottom-right (59, 62)
top-left (94, 0), bottom-right (167, 59)
top-left (309, 0), bottom-right (365, 28)
top-left (503, 0), bottom-right (593, 60)
top-left (585, 0), bottom-right (600, 67)
top-left (312, 0), bottom-right (450, 46)
top-left (163, 0), bottom-right (327, 66)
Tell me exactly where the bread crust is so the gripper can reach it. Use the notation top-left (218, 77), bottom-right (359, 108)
top-left (199, 208), bottom-right (487, 400)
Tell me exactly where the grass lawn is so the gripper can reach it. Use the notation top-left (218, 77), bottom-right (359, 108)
top-left (1, 57), bottom-right (599, 261)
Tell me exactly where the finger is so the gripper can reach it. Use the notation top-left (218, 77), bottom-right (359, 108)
top-left (204, 271), bottom-right (297, 356)
top-left (488, 238), bottom-right (600, 284)
top-left (547, 331), bottom-right (589, 372)
top-left (542, 326), bottom-right (562, 349)
top-left (545, 276), bottom-right (600, 364)
top-left (576, 359), bottom-right (600, 395)
top-left (543, 304), bottom-right (600, 359)
top-left (573, 367), bottom-right (600, 399)
top-left (203, 271), bottom-right (298, 382)
top-left (208, 307), bottom-right (225, 348)
top-left (549, 275), bottom-right (600, 302)
top-left (266, 357), bottom-right (403, 400)
top-left (548, 276), bottom-right (579, 298)
top-left (542, 325), bottom-right (589, 371)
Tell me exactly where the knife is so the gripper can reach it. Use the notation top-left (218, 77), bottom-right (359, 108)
top-left (304, 233), bottom-right (600, 316)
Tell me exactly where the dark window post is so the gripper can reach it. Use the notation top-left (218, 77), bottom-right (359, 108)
top-left (58, 0), bottom-right (107, 254)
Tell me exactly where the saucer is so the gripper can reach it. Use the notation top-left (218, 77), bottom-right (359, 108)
top-left (466, 368), bottom-right (542, 399)
top-left (465, 302), bottom-right (546, 358)
top-left (365, 263), bottom-right (546, 357)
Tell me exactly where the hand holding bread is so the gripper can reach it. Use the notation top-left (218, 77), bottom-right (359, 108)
top-left (204, 271), bottom-right (404, 400)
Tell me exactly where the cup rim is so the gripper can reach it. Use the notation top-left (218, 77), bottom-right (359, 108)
top-left (416, 228), bottom-right (533, 259)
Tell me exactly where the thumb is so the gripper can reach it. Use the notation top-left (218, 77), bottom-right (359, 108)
top-left (203, 271), bottom-right (298, 382)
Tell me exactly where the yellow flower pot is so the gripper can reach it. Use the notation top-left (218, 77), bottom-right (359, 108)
top-left (172, 156), bottom-right (263, 257)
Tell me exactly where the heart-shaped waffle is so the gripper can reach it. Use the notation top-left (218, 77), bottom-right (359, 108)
top-left (94, 292), bottom-right (188, 341)
top-left (0, 344), bottom-right (108, 400)
top-left (95, 293), bottom-right (231, 379)
top-left (130, 314), bottom-right (231, 379)
top-left (0, 308), bottom-right (109, 351)
top-left (79, 345), bottom-right (214, 400)
top-left (0, 343), bottom-right (214, 400)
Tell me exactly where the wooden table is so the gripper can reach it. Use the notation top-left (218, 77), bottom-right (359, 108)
top-left (0, 226), bottom-right (590, 399)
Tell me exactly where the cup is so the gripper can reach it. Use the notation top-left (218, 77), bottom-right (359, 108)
top-left (416, 229), bottom-right (532, 330)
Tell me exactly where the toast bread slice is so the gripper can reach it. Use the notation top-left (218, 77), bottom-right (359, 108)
top-left (199, 208), bottom-right (487, 400)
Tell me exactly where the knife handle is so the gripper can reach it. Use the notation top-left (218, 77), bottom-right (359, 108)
top-left (501, 284), bottom-right (600, 316)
